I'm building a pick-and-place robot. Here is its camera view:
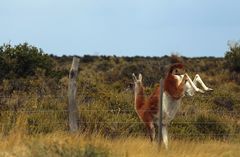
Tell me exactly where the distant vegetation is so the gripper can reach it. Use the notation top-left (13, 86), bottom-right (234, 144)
top-left (0, 43), bottom-right (54, 79)
top-left (0, 42), bottom-right (239, 142)
top-left (225, 41), bottom-right (240, 84)
top-left (225, 41), bottom-right (240, 72)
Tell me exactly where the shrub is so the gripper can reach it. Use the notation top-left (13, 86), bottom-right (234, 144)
top-left (95, 61), bottom-right (113, 72)
top-left (225, 41), bottom-right (240, 72)
top-left (213, 97), bottom-right (234, 111)
top-left (194, 115), bottom-right (230, 139)
top-left (0, 43), bottom-right (54, 79)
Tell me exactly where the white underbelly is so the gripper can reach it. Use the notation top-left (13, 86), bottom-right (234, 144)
top-left (162, 92), bottom-right (182, 124)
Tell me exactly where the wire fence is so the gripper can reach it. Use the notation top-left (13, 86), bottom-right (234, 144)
top-left (0, 95), bottom-right (239, 139)
top-left (0, 108), bottom-right (239, 113)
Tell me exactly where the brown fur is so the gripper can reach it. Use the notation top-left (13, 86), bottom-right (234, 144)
top-left (134, 63), bottom-right (187, 141)
top-left (170, 54), bottom-right (184, 64)
top-left (135, 84), bottom-right (160, 141)
top-left (164, 73), bottom-right (184, 100)
top-left (164, 63), bottom-right (186, 100)
top-left (135, 86), bottom-right (145, 110)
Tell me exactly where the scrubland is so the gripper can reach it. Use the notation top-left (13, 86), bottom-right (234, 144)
top-left (0, 43), bottom-right (239, 156)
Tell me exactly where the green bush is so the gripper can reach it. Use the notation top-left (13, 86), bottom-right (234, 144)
top-left (95, 61), bottom-right (114, 72)
top-left (225, 41), bottom-right (240, 72)
top-left (194, 115), bottom-right (230, 139)
top-left (0, 43), bottom-right (54, 79)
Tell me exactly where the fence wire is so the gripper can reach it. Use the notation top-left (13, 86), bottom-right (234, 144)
top-left (0, 95), bottom-right (239, 138)
top-left (0, 109), bottom-right (239, 113)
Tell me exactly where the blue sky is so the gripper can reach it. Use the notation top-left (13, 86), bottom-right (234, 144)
top-left (1, 0), bottom-right (240, 57)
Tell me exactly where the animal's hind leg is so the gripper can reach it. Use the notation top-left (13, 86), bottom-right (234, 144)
top-left (185, 74), bottom-right (205, 93)
top-left (146, 122), bottom-right (155, 142)
top-left (162, 125), bottom-right (168, 149)
top-left (193, 74), bottom-right (213, 91)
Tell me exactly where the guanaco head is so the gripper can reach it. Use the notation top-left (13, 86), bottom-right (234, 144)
top-left (169, 63), bottom-right (185, 75)
top-left (132, 73), bottom-right (144, 93)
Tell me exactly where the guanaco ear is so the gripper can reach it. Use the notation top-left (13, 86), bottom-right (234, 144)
top-left (132, 73), bottom-right (137, 82)
top-left (138, 73), bottom-right (142, 82)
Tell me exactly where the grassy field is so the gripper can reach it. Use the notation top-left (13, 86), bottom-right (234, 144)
top-left (0, 44), bottom-right (240, 156)
top-left (0, 132), bottom-right (239, 157)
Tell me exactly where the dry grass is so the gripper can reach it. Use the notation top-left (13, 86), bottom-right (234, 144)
top-left (0, 132), bottom-right (239, 157)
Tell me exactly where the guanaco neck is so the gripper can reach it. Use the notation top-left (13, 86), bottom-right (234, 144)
top-left (134, 85), bottom-right (145, 111)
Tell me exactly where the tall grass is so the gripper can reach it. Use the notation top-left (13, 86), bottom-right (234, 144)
top-left (0, 132), bottom-right (239, 157)
top-left (0, 82), bottom-right (239, 139)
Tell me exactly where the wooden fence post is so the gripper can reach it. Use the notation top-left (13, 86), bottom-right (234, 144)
top-left (158, 78), bottom-right (164, 150)
top-left (68, 57), bottom-right (80, 132)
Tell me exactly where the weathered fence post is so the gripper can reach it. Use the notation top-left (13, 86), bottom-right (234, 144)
top-left (158, 78), bottom-right (164, 150)
top-left (68, 57), bottom-right (80, 132)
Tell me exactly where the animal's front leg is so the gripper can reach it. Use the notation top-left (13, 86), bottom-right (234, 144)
top-left (185, 74), bottom-right (205, 93)
top-left (162, 125), bottom-right (168, 149)
top-left (193, 74), bottom-right (213, 91)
